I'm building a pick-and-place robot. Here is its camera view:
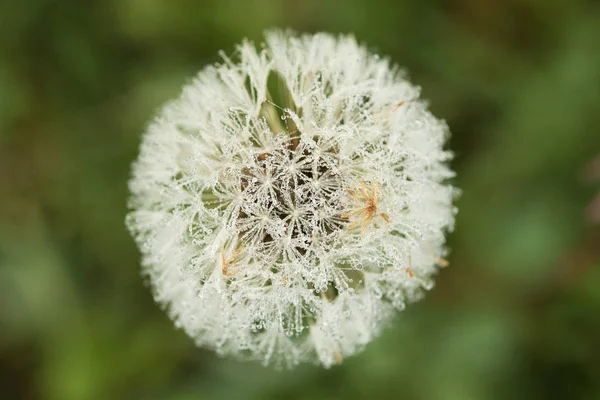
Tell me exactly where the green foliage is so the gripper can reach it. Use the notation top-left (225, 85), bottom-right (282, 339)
top-left (1, 0), bottom-right (599, 399)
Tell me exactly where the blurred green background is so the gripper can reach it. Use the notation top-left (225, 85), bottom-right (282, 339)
top-left (1, 0), bottom-right (600, 399)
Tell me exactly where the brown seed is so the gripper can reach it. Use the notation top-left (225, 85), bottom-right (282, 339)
top-left (343, 182), bottom-right (390, 233)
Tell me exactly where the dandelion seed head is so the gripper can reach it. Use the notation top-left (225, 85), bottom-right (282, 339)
top-left (126, 30), bottom-right (457, 368)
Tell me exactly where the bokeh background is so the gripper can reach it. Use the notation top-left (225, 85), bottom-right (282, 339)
top-left (2, 1), bottom-right (600, 399)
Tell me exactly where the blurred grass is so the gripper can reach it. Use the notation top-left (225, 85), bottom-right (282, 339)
top-left (1, 0), bottom-right (600, 399)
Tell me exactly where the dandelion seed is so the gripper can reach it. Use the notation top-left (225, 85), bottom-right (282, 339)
top-left (221, 245), bottom-right (243, 276)
top-left (126, 30), bottom-right (457, 368)
top-left (342, 181), bottom-right (390, 233)
top-left (436, 257), bottom-right (450, 268)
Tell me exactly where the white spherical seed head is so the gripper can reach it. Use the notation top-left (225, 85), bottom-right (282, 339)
top-left (126, 31), bottom-right (457, 368)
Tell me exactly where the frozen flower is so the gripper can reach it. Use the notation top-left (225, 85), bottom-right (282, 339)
top-left (126, 30), bottom-right (457, 368)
